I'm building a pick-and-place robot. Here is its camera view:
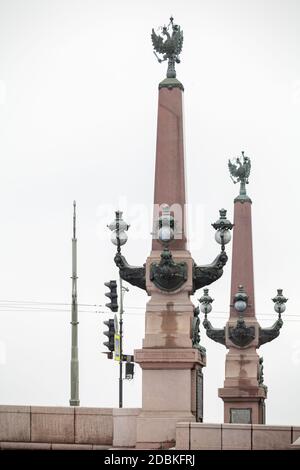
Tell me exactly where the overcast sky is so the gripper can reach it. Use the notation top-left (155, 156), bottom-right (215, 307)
top-left (0, 0), bottom-right (300, 425)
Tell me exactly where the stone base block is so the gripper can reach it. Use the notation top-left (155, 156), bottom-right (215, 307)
top-left (292, 426), bottom-right (300, 443)
top-left (75, 407), bottom-right (113, 445)
top-left (0, 405), bottom-right (30, 442)
top-left (136, 412), bottom-right (195, 448)
top-left (252, 425), bottom-right (292, 450)
top-left (219, 387), bottom-right (266, 424)
top-left (0, 441), bottom-right (51, 450)
top-left (190, 423), bottom-right (221, 450)
top-left (222, 423), bottom-right (251, 450)
top-left (31, 406), bottom-right (74, 443)
top-left (175, 422), bottom-right (190, 450)
top-left (113, 408), bottom-right (140, 448)
top-left (291, 437), bottom-right (300, 449)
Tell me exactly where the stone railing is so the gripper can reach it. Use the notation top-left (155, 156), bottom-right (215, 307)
top-left (176, 422), bottom-right (300, 450)
top-left (1, 406), bottom-right (300, 450)
top-left (0, 405), bottom-right (139, 449)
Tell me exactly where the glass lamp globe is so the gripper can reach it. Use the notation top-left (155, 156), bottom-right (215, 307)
top-left (234, 300), bottom-right (247, 312)
top-left (111, 230), bottom-right (128, 246)
top-left (107, 220), bottom-right (116, 231)
top-left (107, 219), bottom-right (129, 232)
top-left (215, 229), bottom-right (231, 245)
top-left (158, 226), bottom-right (174, 243)
top-left (274, 303), bottom-right (286, 314)
top-left (200, 303), bottom-right (212, 314)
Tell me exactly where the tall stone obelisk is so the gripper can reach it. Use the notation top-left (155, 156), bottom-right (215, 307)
top-left (203, 153), bottom-right (286, 424)
top-left (219, 154), bottom-right (265, 424)
top-left (135, 20), bottom-right (203, 448)
top-left (114, 18), bottom-right (230, 447)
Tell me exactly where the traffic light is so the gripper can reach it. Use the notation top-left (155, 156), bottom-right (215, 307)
top-left (104, 280), bottom-right (118, 312)
top-left (103, 319), bottom-right (115, 356)
top-left (125, 362), bottom-right (134, 380)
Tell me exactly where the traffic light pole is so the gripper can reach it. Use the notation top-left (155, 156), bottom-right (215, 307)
top-left (119, 274), bottom-right (124, 408)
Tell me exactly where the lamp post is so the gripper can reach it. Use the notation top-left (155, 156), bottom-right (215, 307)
top-left (272, 289), bottom-right (288, 319)
top-left (233, 285), bottom-right (249, 313)
top-left (212, 208), bottom-right (234, 252)
top-left (108, 210), bottom-right (129, 408)
top-left (157, 204), bottom-right (175, 247)
top-left (199, 288), bottom-right (214, 320)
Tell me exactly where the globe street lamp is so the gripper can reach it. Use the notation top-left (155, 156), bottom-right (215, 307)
top-left (272, 289), bottom-right (288, 319)
top-left (233, 285), bottom-right (248, 313)
top-left (157, 204), bottom-right (175, 246)
top-left (212, 208), bottom-right (234, 252)
top-left (108, 210), bottom-right (130, 253)
top-left (199, 288), bottom-right (214, 319)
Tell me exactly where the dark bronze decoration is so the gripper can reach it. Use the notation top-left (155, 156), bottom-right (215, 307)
top-left (193, 251), bottom-right (228, 293)
top-left (202, 316), bottom-right (226, 346)
top-left (228, 151), bottom-right (252, 203)
top-left (114, 253), bottom-right (146, 291)
top-left (257, 357), bottom-right (268, 392)
top-left (258, 317), bottom-right (283, 347)
top-left (192, 306), bottom-right (206, 355)
top-left (150, 248), bottom-right (187, 292)
top-left (228, 315), bottom-right (255, 348)
top-left (151, 16), bottom-right (183, 80)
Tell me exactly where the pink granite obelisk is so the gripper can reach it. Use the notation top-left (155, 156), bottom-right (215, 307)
top-left (134, 77), bottom-right (205, 448)
top-left (218, 155), bottom-right (266, 424)
top-left (229, 201), bottom-right (255, 318)
top-left (152, 84), bottom-right (187, 252)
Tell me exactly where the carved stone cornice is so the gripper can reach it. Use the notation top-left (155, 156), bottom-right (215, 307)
top-left (134, 348), bottom-right (206, 369)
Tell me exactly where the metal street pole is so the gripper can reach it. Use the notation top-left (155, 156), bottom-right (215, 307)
top-left (107, 210), bottom-right (129, 408)
top-left (70, 201), bottom-right (80, 406)
top-left (119, 275), bottom-right (123, 408)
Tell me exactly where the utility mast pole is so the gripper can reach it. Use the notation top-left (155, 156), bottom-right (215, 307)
top-left (70, 201), bottom-right (80, 406)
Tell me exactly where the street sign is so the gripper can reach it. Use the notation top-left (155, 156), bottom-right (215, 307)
top-left (114, 334), bottom-right (120, 362)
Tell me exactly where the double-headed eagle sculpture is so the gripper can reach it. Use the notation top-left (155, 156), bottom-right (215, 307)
top-left (228, 151), bottom-right (251, 200)
top-left (151, 17), bottom-right (183, 78)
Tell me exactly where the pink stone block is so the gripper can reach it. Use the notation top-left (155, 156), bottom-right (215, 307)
top-left (292, 426), bottom-right (300, 442)
top-left (113, 408), bottom-right (140, 447)
top-left (52, 443), bottom-right (93, 450)
top-left (222, 424), bottom-right (251, 450)
top-left (136, 413), bottom-right (192, 446)
top-left (252, 425), bottom-right (292, 450)
top-left (175, 422), bottom-right (190, 450)
top-left (31, 406), bottom-right (74, 443)
top-left (142, 369), bottom-right (191, 411)
top-left (0, 405), bottom-right (30, 442)
top-left (92, 444), bottom-right (112, 450)
top-left (75, 407), bottom-right (113, 445)
top-left (190, 423), bottom-right (221, 450)
top-left (0, 441), bottom-right (51, 450)
top-left (291, 437), bottom-right (300, 449)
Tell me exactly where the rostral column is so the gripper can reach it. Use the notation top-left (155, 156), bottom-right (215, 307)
top-left (114, 18), bottom-right (231, 447)
top-left (202, 153), bottom-right (287, 424)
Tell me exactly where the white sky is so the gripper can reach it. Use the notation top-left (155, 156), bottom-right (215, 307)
top-left (0, 0), bottom-right (300, 425)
